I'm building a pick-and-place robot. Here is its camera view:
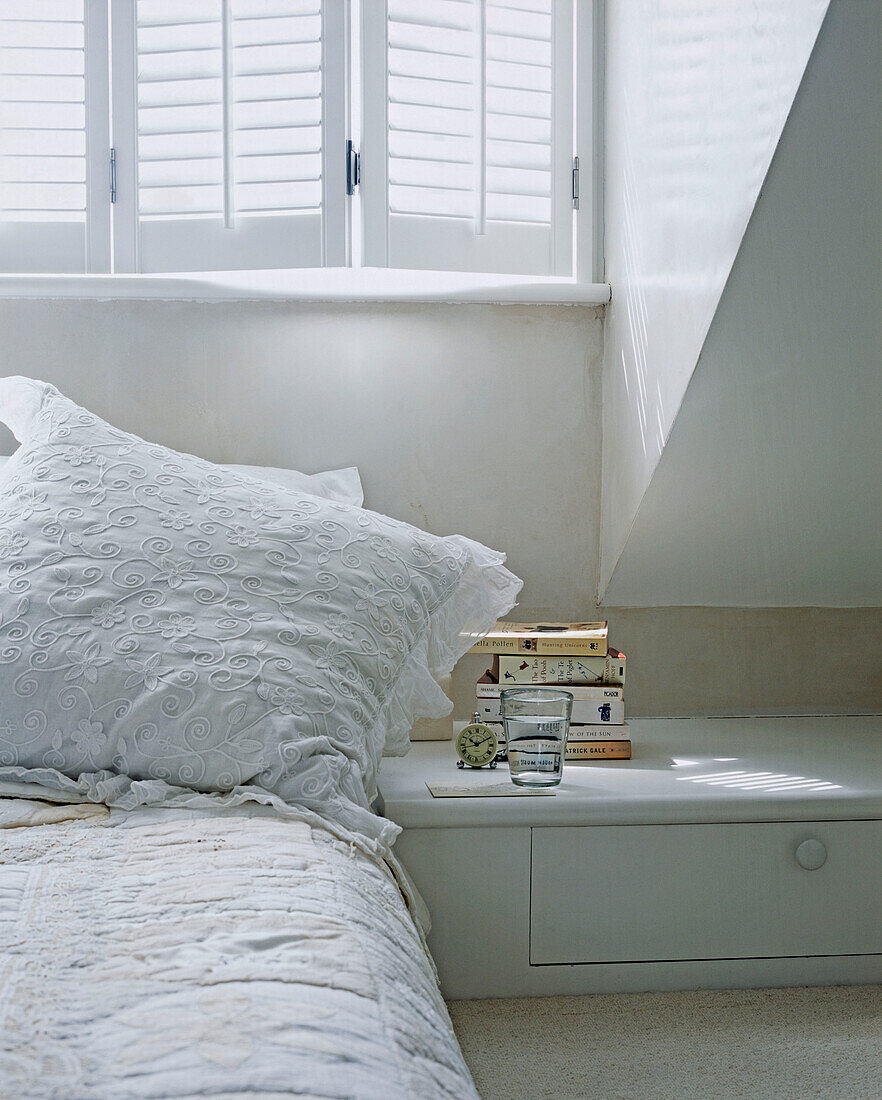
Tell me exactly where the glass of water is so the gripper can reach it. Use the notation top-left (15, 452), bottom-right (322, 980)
top-left (500, 688), bottom-right (573, 787)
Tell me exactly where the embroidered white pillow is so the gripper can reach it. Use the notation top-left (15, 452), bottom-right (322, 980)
top-left (0, 378), bottom-right (519, 843)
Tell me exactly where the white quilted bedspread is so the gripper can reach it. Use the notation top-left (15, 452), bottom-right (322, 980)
top-left (0, 804), bottom-right (478, 1100)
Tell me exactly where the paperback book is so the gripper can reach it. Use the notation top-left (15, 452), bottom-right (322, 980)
top-left (566, 721), bottom-right (631, 741)
top-left (493, 650), bottom-right (626, 686)
top-left (476, 697), bottom-right (625, 725)
top-left (565, 741), bottom-right (631, 760)
top-left (482, 722), bottom-right (631, 743)
top-left (469, 621), bottom-right (609, 656)
top-left (476, 674), bottom-right (623, 703)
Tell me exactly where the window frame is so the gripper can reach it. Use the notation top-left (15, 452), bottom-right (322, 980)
top-left (578, 0), bottom-right (604, 284)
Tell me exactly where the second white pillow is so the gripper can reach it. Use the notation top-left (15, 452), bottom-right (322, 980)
top-left (0, 454), bottom-right (363, 506)
top-left (226, 463), bottom-right (363, 506)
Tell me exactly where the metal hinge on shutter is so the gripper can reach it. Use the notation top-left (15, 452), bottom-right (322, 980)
top-left (110, 148), bottom-right (117, 204)
top-left (572, 156), bottom-right (580, 210)
top-left (346, 140), bottom-right (360, 196)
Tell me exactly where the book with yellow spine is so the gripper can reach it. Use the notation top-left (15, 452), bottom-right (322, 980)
top-left (469, 621), bottom-right (608, 656)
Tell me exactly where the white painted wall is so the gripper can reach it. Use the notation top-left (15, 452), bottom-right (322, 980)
top-left (599, 0), bottom-right (828, 597)
top-left (603, 0), bottom-right (882, 607)
top-left (0, 300), bottom-right (603, 615)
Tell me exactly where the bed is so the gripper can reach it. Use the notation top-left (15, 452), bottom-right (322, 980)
top-left (0, 799), bottom-right (477, 1099)
top-left (0, 376), bottom-right (521, 1099)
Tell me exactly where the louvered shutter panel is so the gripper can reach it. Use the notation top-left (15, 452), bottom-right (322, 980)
top-left (0, 0), bottom-right (109, 273)
top-left (362, 0), bottom-right (573, 276)
top-left (117, 0), bottom-right (337, 274)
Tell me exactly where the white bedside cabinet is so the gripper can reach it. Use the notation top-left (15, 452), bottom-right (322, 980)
top-left (376, 716), bottom-right (882, 999)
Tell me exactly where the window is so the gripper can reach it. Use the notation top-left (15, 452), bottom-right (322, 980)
top-left (0, 0), bottom-right (597, 281)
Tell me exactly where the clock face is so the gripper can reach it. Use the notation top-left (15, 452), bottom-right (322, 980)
top-left (455, 722), bottom-right (499, 768)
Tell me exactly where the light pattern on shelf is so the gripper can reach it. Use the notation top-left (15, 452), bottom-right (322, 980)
top-left (674, 768), bottom-right (842, 794)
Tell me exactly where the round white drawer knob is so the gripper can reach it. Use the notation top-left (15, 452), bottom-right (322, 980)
top-left (796, 839), bottom-right (827, 870)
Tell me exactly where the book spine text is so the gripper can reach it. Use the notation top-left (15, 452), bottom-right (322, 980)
top-left (565, 741), bottom-right (631, 760)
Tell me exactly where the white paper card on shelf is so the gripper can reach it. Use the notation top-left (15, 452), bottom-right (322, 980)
top-left (426, 782), bottom-right (556, 798)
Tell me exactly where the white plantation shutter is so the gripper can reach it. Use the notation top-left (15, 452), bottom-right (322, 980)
top-left (362, 0), bottom-right (574, 276)
top-left (0, 0), bottom-right (109, 273)
top-left (113, 0), bottom-right (342, 273)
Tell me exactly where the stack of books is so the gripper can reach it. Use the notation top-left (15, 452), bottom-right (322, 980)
top-left (469, 621), bottom-right (630, 760)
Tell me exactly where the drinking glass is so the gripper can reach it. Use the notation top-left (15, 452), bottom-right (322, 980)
top-left (500, 687), bottom-right (573, 787)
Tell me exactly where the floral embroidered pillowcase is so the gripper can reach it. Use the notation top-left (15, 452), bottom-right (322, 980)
top-left (0, 377), bottom-right (520, 843)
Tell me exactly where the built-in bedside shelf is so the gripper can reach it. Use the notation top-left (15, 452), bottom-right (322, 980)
top-left (377, 716), bottom-right (882, 999)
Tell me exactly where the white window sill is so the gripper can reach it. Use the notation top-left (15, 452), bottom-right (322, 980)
top-left (0, 268), bottom-right (610, 306)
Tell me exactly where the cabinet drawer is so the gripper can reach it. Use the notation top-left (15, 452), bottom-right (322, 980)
top-left (530, 821), bottom-right (882, 965)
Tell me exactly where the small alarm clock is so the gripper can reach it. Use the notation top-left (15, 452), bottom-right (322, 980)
top-left (455, 713), bottom-right (501, 769)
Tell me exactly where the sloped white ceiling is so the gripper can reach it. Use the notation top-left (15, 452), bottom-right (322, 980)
top-left (602, 0), bottom-right (881, 607)
top-left (599, 0), bottom-right (830, 598)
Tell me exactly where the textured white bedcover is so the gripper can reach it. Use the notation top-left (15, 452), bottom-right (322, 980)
top-left (0, 803), bottom-right (478, 1100)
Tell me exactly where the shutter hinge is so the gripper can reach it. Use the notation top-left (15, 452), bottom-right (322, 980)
top-left (572, 155), bottom-right (580, 210)
top-left (346, 139), bottom-right (360, 196)
top-left (110, 148), bottom-right (117, 204)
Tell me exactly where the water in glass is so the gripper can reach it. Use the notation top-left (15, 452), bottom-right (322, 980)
top-left (500, 688), bottom-right (573, 788)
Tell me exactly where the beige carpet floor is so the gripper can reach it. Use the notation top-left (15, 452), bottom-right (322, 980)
top-left (448, 985), bottom-right (882, 1100)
